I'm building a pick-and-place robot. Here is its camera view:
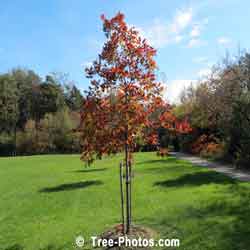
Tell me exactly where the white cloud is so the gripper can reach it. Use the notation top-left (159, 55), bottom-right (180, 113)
top-left (187, 18), bottom-right (208, 47)
top-left (164, 79), bottom-right (198, 103)
top-left (131, 7), bottom-right (209, 50)
top-left (217, 37), bottom-right (232, 45)
top-left (164, 68), bottom-right (212, 103)
top-left (141, 19), bottom-right (170, 48)
top-left (170, 8), bottom-right (193, 33)
top-left (137, 7), bottom-right (194, 48)
top-left (191, 18), bottom-right (208, 37)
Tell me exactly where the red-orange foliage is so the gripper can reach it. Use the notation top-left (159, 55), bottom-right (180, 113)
top-left (156, 147), bottom-right (169, 157)
top-left (191, 134), bottom-right (209, 154)
top-left (191, 134), bottom-right (223, 157)
top-left (79, 12), bottom-right (191, 165)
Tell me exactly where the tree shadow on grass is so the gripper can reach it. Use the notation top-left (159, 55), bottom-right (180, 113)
top-left (2, 244), bottom-right (67, 250)
top-left (73, 168), bottom-right (107, 173)
top-left (39, 244), bottom-right (64, 250)
top-left (136, 157), bottom-right (180, 165)
top-left (39, 180), bottom-right (103, 193)
top-left (154, 171), bottom-right (236, 187)
top-left (2, 245), bottom-right (23, 250)
top-left (144, 165), bottom-right (192, 173)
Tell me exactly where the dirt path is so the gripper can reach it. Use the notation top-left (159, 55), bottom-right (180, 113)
top-left (171, 152), bottom-right (250, 182)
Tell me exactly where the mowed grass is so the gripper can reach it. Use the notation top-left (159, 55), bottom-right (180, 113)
top-left (1, 152), bottom-right (250, 250)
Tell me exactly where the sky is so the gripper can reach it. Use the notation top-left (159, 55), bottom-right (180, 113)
top-left (0, 0), bottom-right (249, 102)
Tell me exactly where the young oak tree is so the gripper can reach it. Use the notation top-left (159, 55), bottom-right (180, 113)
top-left (79, 12), bottom-right (191, 234)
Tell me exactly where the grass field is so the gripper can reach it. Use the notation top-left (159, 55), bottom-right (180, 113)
top-left (1, 152), bottom-right (250, 250)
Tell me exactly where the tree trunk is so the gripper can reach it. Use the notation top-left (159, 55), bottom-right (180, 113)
top-left (13, 125), bottom-right (17, 156)
top-left (129, 160), bottom-right (132, 227)
top-left (124, 84), bottom-right (132, 234)
top-left (119, 162), bottom-right (125, 234)
top-left (125, 143), bottom-right (131, 234)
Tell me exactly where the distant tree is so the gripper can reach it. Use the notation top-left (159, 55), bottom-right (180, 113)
top-left (0, 74), bottom-right (19, 154)
top-left (30, 75), bottom-right (65, 123)
top-left (39, 75), bottom-right (65, 115)
top-left (27, 75), bottom-right (65, 148)
top-left (11, 69), bottom-right (41, 129)
top-left (0, 74), bottom-right (19, 133)
top-left (49, 72), bottom-right (83, 111)
top-left (16, 119), bottom-right (37, 154)
top-left (65, 85), bottom-right (83, 111)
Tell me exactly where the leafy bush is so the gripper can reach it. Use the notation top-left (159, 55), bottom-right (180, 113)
top-left (200, 142), bottom-right (225, 159)
top-left (189, 134), bottom-right (225, 159)
top-left (156, 147), bottom-right (169, 157)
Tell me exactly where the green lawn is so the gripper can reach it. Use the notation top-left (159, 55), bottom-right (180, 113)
top-left (1, 152), bottom-right (250, 250)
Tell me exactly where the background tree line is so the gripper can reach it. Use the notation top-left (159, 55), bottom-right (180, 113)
top-left (174, 51), bottom-right (250, 168)
top-left (1, 51), bottom-right (250, 168)
top-left (0, 69), bottom-right (83, 156)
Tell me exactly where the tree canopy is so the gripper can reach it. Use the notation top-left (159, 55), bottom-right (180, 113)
top-left (79, 13), bottom-right (185, 164)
